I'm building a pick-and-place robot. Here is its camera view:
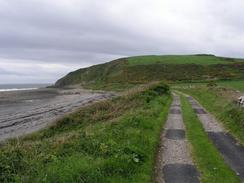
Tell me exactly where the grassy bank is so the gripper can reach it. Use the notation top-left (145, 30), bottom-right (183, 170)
top-left (218, 80), bottom-right (244, 92)
top-left (178, 86), bottom-right (244, 144)
top-left (0, 83), bottom-right (171, 183)
top-left (180, 96), bottom-right (241, 183)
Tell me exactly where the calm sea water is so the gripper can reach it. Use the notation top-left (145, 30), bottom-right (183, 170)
top-left (0, 84), bottom-right (51, 92)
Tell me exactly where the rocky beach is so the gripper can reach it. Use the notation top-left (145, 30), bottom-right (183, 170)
top-left (0, 88), bottom-right (114, 141)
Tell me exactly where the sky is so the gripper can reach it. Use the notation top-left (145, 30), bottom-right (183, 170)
top-left (0, 0), bottom-right (244, 84)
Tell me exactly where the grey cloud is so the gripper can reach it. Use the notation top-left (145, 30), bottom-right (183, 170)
top-left (0, 0), bottom-right (243, 83)
top-left (0, 68), bottom-right (17, 75)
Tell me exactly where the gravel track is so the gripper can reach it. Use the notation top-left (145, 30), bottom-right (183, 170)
top-left (155, 95), bottom-right (200, 183)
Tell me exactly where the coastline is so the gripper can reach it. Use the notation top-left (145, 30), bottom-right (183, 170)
top-left (0, 83), bottom-right (50, 92)
top-left (0, 87), bottom-right (115, 142)
top-left (0, 88), bottom-right (38, 92)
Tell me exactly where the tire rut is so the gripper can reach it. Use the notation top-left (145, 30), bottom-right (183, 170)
top-left (188, 96), bottom-right (244, 181)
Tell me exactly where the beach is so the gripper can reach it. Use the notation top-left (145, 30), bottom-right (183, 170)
top-left (0, 88), bottom-right (115, 141)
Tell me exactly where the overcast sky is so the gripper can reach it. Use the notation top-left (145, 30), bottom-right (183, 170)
top-left (0, 0), bottom-right (244, 84)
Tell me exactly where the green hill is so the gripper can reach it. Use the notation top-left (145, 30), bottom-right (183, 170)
top-left (55, 54), bottom-right (244, 89)
top-left (128, 54), bottom-right (240, 65)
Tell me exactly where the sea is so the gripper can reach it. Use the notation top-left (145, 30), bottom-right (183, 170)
top-left (0, 84), bottom-right (51, 92)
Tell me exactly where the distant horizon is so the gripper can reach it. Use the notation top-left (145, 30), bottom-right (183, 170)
top-left (0, 83), bottom-right (52, 85)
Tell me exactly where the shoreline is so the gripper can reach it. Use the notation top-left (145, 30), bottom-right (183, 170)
top-left (0, 88), bottom-right (116, 142)
top-left (0, 88), bottom-right (38, 92)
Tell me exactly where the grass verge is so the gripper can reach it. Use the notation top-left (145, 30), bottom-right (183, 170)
top-left (180, 95), bottom-right (241, 183)
top-left (0, 83), bottom-right (171, 183)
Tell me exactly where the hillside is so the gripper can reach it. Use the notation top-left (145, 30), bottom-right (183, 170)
top-left (55, 54), bottom-right (244, 89)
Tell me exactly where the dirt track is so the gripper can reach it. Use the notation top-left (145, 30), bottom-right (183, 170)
top-left (188, 96), bottom-right (244, 181)
top-left (0, 88), bottom-right (115, 141)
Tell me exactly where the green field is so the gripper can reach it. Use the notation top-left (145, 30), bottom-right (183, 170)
top-left (218, 80), bottom-right (244, 92)
top-left (128, 55), bottom-right (240, 65)
top-left (0, 83), bottom-right (171, 183)
top-left (171, 80), bottom-right (244, 92)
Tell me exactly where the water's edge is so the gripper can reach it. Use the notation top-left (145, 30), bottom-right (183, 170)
top-left (0, 84), bottom-right (50, 92)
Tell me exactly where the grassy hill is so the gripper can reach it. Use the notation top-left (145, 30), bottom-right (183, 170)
top-left (128, 54), bottom-right (240, 65)
top-left (55, 54), bottom-right (244, 90)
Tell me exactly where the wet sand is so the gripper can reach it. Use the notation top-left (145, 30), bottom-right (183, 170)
top-left (0, 88), bottom-right (115, 141)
